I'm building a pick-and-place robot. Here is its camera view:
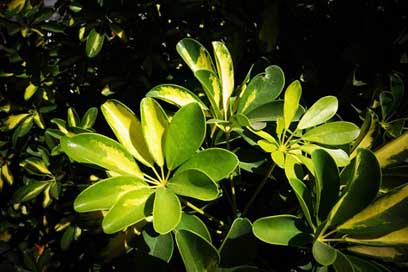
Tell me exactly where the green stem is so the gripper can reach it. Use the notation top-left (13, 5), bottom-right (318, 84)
top-left (225, 129), bottom-right (238, 217)
top-left (242, 164), bottom-right (276, 216)
top-left (183, 200), bottom-right (225, 228)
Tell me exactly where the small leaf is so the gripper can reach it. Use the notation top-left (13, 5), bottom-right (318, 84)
top-left (79, 107), bottom-right (98, 129)
top-left (86, 29), bottom-right (104, 58)
top-left (142, 231), bottom-right (174, 262)
top-left (194, 69), bottom-right (222, 118)
top-left (246, 100), bottom-right (305, 122)
top-left (176, 38), bottom-right (215, 73)
top-left (20, 157), bottom-right (52, 176)
top-left (297, 96), bottom-right (338, 130)
top-left (176, 213), bottom-right (211, 243)
top-left (0, 113), bottom-right (29, 131)
top-left (284, 80), bottom-right (302, 129)
top-left (60, 226), bottom-right (75, 251)
top-left (153, 187), bottom-right (181, 234)
top-left (375, 131), bottom-right (408, 168)
top-left (67, 107), bottom-right (80, 127)
top-left (13, 181), bottom-right (50, 203)
top-left (271, 150), bottom-right (285, 168)
top-left (302, 121), bottom-right (360, 145)
top-left (24, 82), bottom-right (38, 101)
top-left (312, 240), bottom-right (337, 266)
top-left (12, 116), bottom-right (33, 146)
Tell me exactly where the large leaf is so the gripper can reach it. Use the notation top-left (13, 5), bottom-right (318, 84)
top-left (13, 181), bottom-right (50, 203)
top-left (312, 149), bottom-right (340, 221)
top-left (219, 218), bottom-right (257, 268)
top-left (146, 84), bottom-right (208, 110)
top-left (140, 97), bottom-right (168, 167)
top-left (375, 131), bottom-right (408, 168)
top-left (246, 100), bottom-right (305, 122)
top-left (284, 80), bottom-right (302, 129)
top-left (302, 121), bottom-right (360, 145)
top-left (153, 187), bottom-right (181, 234)
top-left (167, 169), bottom-right (219, 201)
top-left (194, 69), bottom-right (222, 118)
top-left (344, 226), bottom-right (408, 246)
top-left (73, 176), bottom-right (148, 212)
top-left (60, 133), bottom-right (142, 178)
top-left (175, 148), bottom-right (239, 182)
top-left (175, 230), bottom-right (220, 272)
top-left (176, 213), bottom-right (211, 243)
top-left (86, 29), bottom-right (104, 58)
top-left (301, 144), bottom-right (350, 167)
top-left (333, 251), bottom-right (355, 272)
top-left (312, 240), bottom-right (337, 266)
top-left (297, 96), bottom-right (338, 130)
top-left (237, 65), bottom-right (285, 114)
top-left (347, 246), bottom-right (407, 262)
top-left (102, 99), bottom-right (153, 166)
top-left (142, 231), bottom-right (174, 262)
top-left (327, 149), bottom-right (381, 227)
top-left (102, 188), bottom-right (153, 234)
top-left (165, 103), bottom-right (205, 169)
top-left (252, 215), bottom-right (312, 246)
top-left (213, 41), bottom-right (234, 116)
top-left (337, 183), bottom-right (408, 236)
top-left (176, 38), bottom-right (215, 73)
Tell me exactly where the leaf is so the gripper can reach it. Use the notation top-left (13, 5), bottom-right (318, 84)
top-left (284, 80), bottom-right (302, 129)
top-left (86, 29), bottom-right (104, 58)
top-left (252, 215), bottom-right (312, 246)
top-left (0, 113), bottom-right (29, 131)
top-left (337, 183), bottom-right (408, 236)
top-left (80, 107), bottom-right (98, 129)
top-left (194, 69), bottom-right (222, 118)
top-left (140, 97), bottom-right (168, 167)
top-left (102, 99), bottom-right (153, 167)
top-left (344, 226), bottom-right (408, 246)
top-left (212, 41), bottom-right (234, 117)
top-left (168, 169), bottom-right (219, 201)
top-left (176, 213), bottom-right (211, 243)
top-left (351, 110), bottom-right (378, 158)
top-left (301, 144), bottom-right (350, 167)
top-left (20, 157), bottom-right (52, 176)
top-left (67, 107), bottom-right (79, 127)
top-left (312, 149), bottom-right (340, 221)
top-left (1, 163), bottom-right (13, 185)
top-left (219, 218), bottom-right (257, 268)
top-left (175, 229), bottom-right (220, 272)
top-left (60, 226), bottom-right (75, 251)
top-left (237, 65), bottom-right (285, 114)
top-left (24, 82), bottom-right (38, 101)
top-left (60, 133), bottom-right (142, 178)
top-left (12, 115), bottom-right (33, 146)
top-left (380, 92), bottom-right (393, 119)
top-left (257, 139), bottom-right (277, 152)
top-left (390, 73), bottom-right (404, 110)
top-left (176, 38), bottom-right (215, 73)
top-left (74, 176), bottom-right (148, 212)
top-left (165, 103), bottom-right (205, 169)
top-left (347, 246), bottom-right (407, 262)
top-left (142, 231), bottom-right (174, 262)
top-left (297, 96), bottom-right (338, 130)
top-left (7, 0), bottom-right (26, 13)
top-left (245, 100), bottom-right (305, 122)
top-left (175, 148), bottom-right (239, 182)
top-left (271, 150), bottom-right (285, 168)
top-left (302, 121), bottom-right (360, 145)
top-left (13, 181), bottom-right (50, 203)
top-left (327, 149), bottom-right (381, 227)
top-left (312, 240), bottom-right (337, 266)
top-left (102, 188), bottom-right (153, 234)
top-left (146, 84), bottom-right (208, 110)
top-left (375, 131), bottom-right (408, 168)
top-left (333, 250), bottom-right (355, 272)
top-left (153, 187), bottom-right (181, 234)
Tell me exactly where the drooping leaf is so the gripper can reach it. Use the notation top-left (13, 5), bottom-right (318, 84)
top-left (176, 213), bottom-right (211, 243)
top-left (13, 181), bottom-right (50, 203)
top-left (167, 169), bottom-right (219, 201)
top-left (312, 240), bottom-right (337, 266)
top-left (165, 103), bottom-right (205, 170)
top-left (140, 97), bottom-right (168, 167)
top-left (297, 96), bottom-right (338, 130)
top-left (194, 69), bottom-right (222, 118)
top-left (60, 133), bottom-right (142, 178)
top-left (153, 187), bottom-right (182, 234)
top-left (86, 29), bottom-right (104, 58)
top-left (142, 231), bottom-right (174, 262)
top-left (375, 132), bottom-right (408, 168)
top-left (74, 176), bottom-right (148, 212)
top-left (175, 229), bottom-right (220, 272)
top-left (302, 121), bottom-right (360, 145)
top-left (284, 80), bottom-right (302, 129)
top-left (176, 38), bottom-right (215, 73)
top-left (79, 107), bottom-right (98, 129)
top-left (102, 99), bottom-right (153, 167)
top-left (246, 100), bottom-right (305, 122)
top-left (175, 148), bottom-right (239, 182)
top-left (301, 144), bottom-right (350, 167)
top-left (252, 215), bottom-right (312, 246)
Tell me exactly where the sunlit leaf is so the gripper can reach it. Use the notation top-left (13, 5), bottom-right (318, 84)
top-left (312, 239), bottom-right (337, 266)
top-left (176, 38), bottom-right (215, 73)
top-left (284, 80), bottom-right (302, 129)
top-left (79, 107), bottom-right (98, 129)
top-left (153, 187), bottom-right (181, 234)
top-left (246, 100), bottom-right (305, 122)
top-left (176, 213), bottom-right (211, 243)
top-left (13, 181), bottom-right (50, 203)
top-left (297, 96), bottom-right (338, 130)
top-left (375, 131), bottom-right (408, 168)
top-left (351, 110), bottom-right (378, 158)
top-left (20, 157), bottom-right (52, 176)
top-left (194, 69), bottom-right (222, 118)
top-left (24, 82), bottom-right (38, 101)
top-left (0, 113), bottom-right (30, 131)
top-left (344, 226), bottom-right (408, 246)
top-left (302, 121), bottom-right (360, 145)
top-left (347, 246), bottom-right (406, 262)
top-left (301, 144), bottom-right (350, 167)
top-left (86, 29), bottom-right (104, 58)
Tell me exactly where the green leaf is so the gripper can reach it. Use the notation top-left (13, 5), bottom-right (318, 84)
top-left (60, 133), bottom-right (142, 178)
top-left (67, 107), bottom-right (79, 127)
top-left (24, 82), bottom-right (38, 101)
top-left (212, 41), bottom-right (234, 117)
top-left (74, 176), bottom-right (148, 212)
top-left (140, 97), bottom-right (168, 167)
top-left (257, 139), bottom-right (277, 152)
top-left (146, 84), bottom-right (208, 110)
top-left (301, 144), bottom-right (350, 167)
top-left (390, 73), bottom-right (404, 110)
top-left (337, 183), bottom-right (408, 236)
top-left (344, 226), bottom-right (408, 246)
top-left (375, 132), bottom-right (408, 168)
top-left (175, 229), bottom-right (220, 272)
top-left (86, 29), bottom-right (104, 58)
top-left (312, 149), bottom-right (340, 221)
top-left (297, 96), bottom-right (338, 130)
top-left (246, 100), bottom-right (305, 122)
top-left (380, 92), bottom-right (393, 119)
top-left (176, 38), bottom-right (215, 73)
top-left (333, 251), bottom-right (355, 272)
top-left (153, 187), bottom-right (182, 234)
top-left (165, 103), bottom-right (205, 169)
top-left (219, 218), bottom-right (257, 268)
top-left (12, 115), bottom-right (33, 146)
top-left (237, 65), bottom-right (285, 114)
top-left (102, 188), bottom-right (153, 234)
top-left (60, 226), bottom-right (75, 251)
top-left (351, 110), bottom-right (378, 158)
top-left (194, 69), bottom-right (222, 118)
top-left (0, 113), bottom-right (29, 131)
top-left (175, 148), bottom-right (239, 182)
top-left (271, 150), bottom-right (285, 168)
top-left (142, 231), bottom-right (174, 262)
top-left (20, 157), bottom-right (52, 176)
top-left (102, 99), bottom-right (153, 167)
top-left (176, 213), bottom-right (211, 243)
top-left (302, 121), bottom-right (360, 145)
top-left (284, 80), bottom-right (302, 129)
top-left (252, 215), bottom-right (312, 246)
top-left (312, 240), bottom-right (337, 266)
top-left (168, 169), bottom-right (219, 201)
top-left (327, 149), bottom-right (381, 227)
top-left (347, 246), bottom-right (406, 263)
top-left (79, 107), bottom-right (98, 129)
top-left (13, 181), bottom-right (50, 203)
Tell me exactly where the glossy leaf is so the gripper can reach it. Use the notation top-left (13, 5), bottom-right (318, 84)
top-left (102, 99), bottom-right (153, 167)
top-left (176, 213), bottom-right (211, 243)
top-left (297, 96), bottom-right (338, 130)
top-left (153, 187), bottom-right (181, 234)
top-left (176, 38), bottom-right (215, 73)
top-left (168, 169), bottom-right (219, 201)
top-left (289, 177), bottom-right (315, 229)
top-left (375, 131), bottom-right (408, 168)
top-left (79, 107), bottom-right (98, 129)
top-left (74, 176), bottom-right (148, 212)
top-left (175, 148), bottom-right (239, 182)
top-left (142, 231), bottom-right (174, 262)
top-left (257, 139), bottom-right (277, 152)
top-left (165, 103), bottom-right (205, 169)
top-left (312, 240), bottom-right (337, 266)
top-left (175, 229), bottom-right (220, 272)
top-left (61, 133), bottom-right (142, 178)
top-left (86, 29), bottom-right (104, 58)
top-left (13, 181), bottom-right (50, 203)
top-left (140, 97), bottom-right (168, 167)
top-left (246, 100), bottom-right (305, 122)
top-left (194, 69), bottom-right (222, 118)
top-left (284, 80), bottom-right (302, 129)
top-left (302, 121), bottom-right (360, 145)
top-left (301, 144), bottom-right (350, 167)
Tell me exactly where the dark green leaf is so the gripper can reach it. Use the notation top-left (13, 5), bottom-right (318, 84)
top-left (142, 231), bottom-right (174, 262)
top-left (13, 181), bottom-right (50, 203)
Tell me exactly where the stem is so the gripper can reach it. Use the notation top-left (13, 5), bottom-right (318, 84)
top-left (321, 228), bottom-right (338, 239)
top-left (151, 166), bottom-right (162, 182)
top-left (242, 164), bottom-right (276, 216)
top-left (322, 238), bottom-right (346, 243)
top-left (183, 200), bottom-right (225, 228)
top-left (225, 129), bottom-right (239, 217)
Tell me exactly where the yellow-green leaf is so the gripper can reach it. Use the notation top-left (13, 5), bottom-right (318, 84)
top-left (67, 107), bottom-right (79, 127)
top-left (176, 38), bottom-right (215, 73)
top-left (284, 80), bottom-right (302, 129)
top-left (271, 150), bottom-right (285, 168)
top-left (194, 69), bottom-right (222, 119)
top-left (7, 0), bottom-right (26, 13)
top-left (1, 163), bottom-right (13, 185)
top-left (351, 110), bottom-right (378, 158)
top-left (344, 226), bottom-right (408, 246)
top-left (0, 113), bottom-right (30, 131)
top-left (347, 245), bottom-right (406, 261)
top-left (24, 82), bottom-right (38, 101)
top-left (375, 131), bottom-right (408, 168)
top-left (297, 96), bottom-right (338, 130)
top-left (153, 187), bottom-right (181, 234)
top-left (86, 29), bottom-right (104, 58)
top-left (20, 157), bottom-right (52, 176)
